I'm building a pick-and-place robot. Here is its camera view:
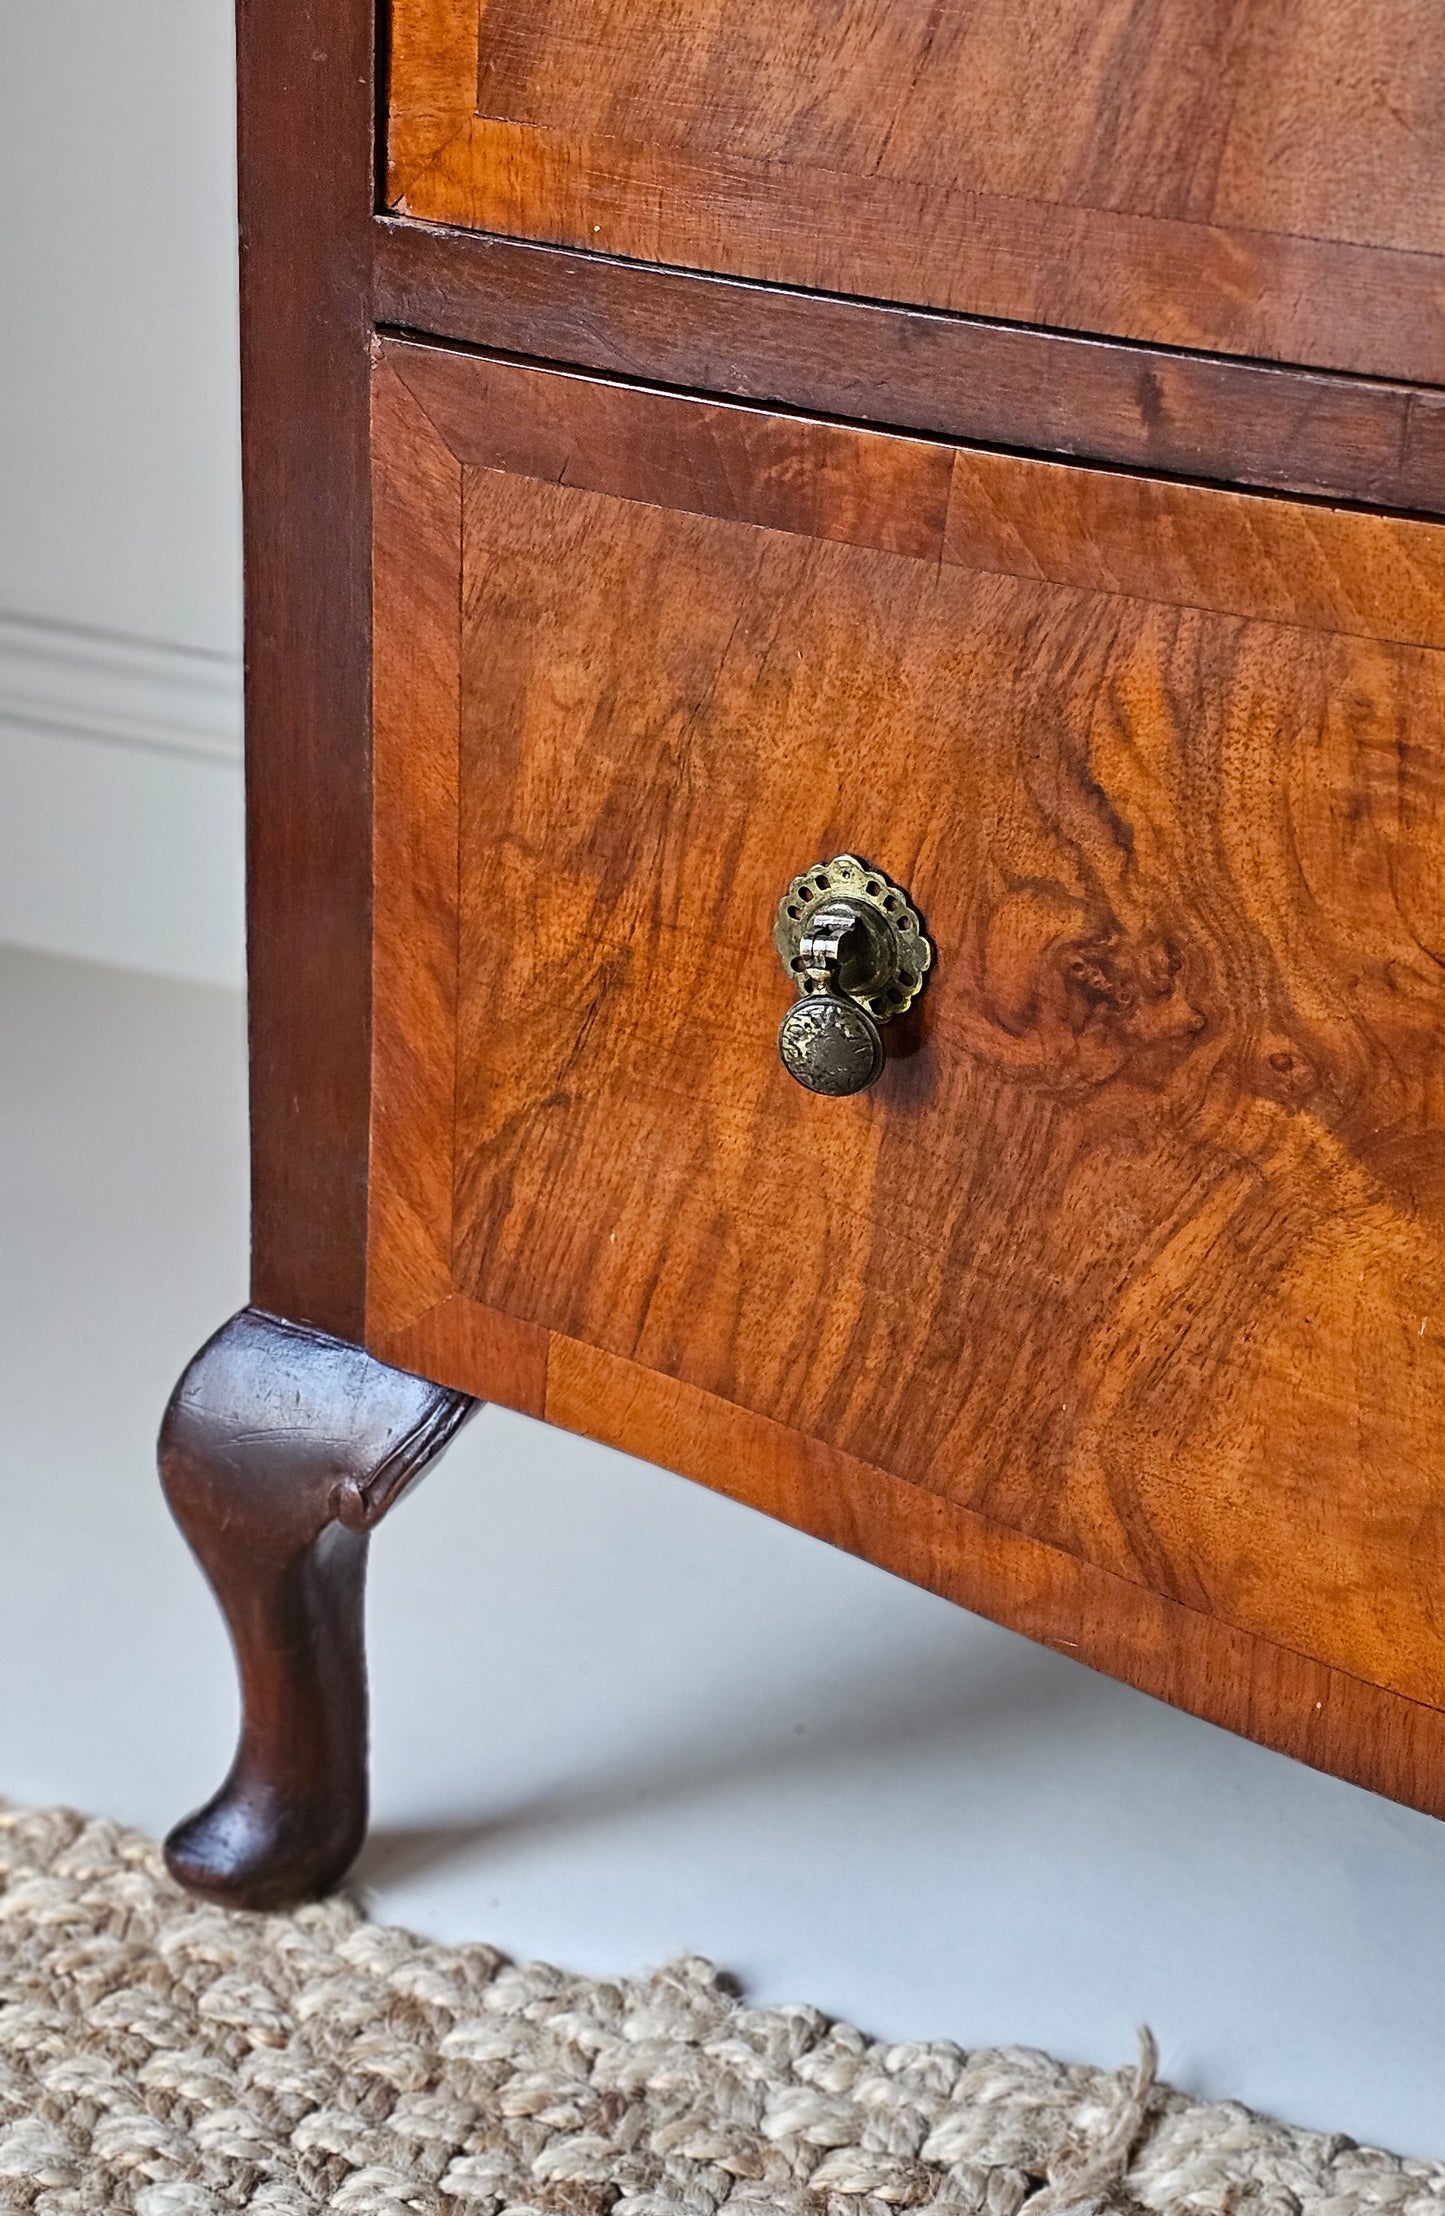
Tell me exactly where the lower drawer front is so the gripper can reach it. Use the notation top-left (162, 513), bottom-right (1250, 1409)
top-left (369, 337), bottom-right (1445, 1714)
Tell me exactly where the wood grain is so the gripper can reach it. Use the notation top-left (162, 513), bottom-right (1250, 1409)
top-left (229, 0), bottom-right (1445, 1861)
top-left (369, 341), bottom-right (1445, 1730)
top-left (240, 0), bottom-right (376, 1335)
top-left (374, 220), bottom-right (1445, 520)
top-left (393, 344), bottom-right (1445, 646)
top-left (385, 0), bottom-right (479, 189)
top-left (352, 1285), bottom-right (1445, 1817)
top-left (546, 1336), bottom-right (1445, 1825)
top-left (385, 0), bottom-right (1445, 380)
top-left (368, 355), bottom-right (463, 1341)
top-left (376, 1293), bottom-right (550, 1417)
top-left (162, 1308), bottom-right (475, 1907)
top-left (391, 341), bottom-right (952, 559)
top-left (942, 450), bottom-right (1445, 649)
top-left (357, 1275), bottom-right (1445, 1824)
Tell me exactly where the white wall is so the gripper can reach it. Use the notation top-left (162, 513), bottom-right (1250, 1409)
top-left (0, 1), bottom-right (245, 985)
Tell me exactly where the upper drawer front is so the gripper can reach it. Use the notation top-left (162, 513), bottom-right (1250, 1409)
top-left (372, 339), bottom-right (1445, 1712)
top-left (386, 0), bottom-right (1445, 383)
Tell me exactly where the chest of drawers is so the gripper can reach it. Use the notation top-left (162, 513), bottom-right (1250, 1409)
top-left (161, 0), bottom-right (1445, 1907)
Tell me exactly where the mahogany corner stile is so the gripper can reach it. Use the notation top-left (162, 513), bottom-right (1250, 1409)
top-left (165, 0), bottom-right (1445, 1906)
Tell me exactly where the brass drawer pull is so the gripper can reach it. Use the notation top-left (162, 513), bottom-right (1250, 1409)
top-left (773, 855), bottom-right (931, 1095)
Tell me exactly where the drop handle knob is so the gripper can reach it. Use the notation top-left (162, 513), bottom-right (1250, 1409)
top-left (773, 855), bottom-right (932, 1097)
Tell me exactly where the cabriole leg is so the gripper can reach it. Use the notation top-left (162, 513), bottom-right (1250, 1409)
top-left (160, 1306), bottom-right (475, 1909)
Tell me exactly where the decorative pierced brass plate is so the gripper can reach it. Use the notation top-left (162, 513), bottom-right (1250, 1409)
top-left (774, 854), bottom-right (931, 1018)
top-left (773, 855), bottom-right (931, 1095)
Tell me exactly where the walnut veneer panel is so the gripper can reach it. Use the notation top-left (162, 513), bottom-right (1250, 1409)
top-left (386, 0), bottom-right (1445, 382)
top-left (369, 358), bottom-right (461, 1332)
top-left (369, 341), bottom-right (1445, 1731)
top-left (372, 1302), bottom-right (1445, 1823)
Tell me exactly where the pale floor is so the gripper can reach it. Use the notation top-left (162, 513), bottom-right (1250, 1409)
top-left (2, 943), bottom-right (1444, 2160)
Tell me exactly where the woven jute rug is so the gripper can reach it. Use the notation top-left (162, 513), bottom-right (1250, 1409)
top-left (0, 1807), bottom-right (1437, 2216)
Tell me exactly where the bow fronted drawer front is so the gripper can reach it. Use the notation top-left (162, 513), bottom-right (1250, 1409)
top-left (385, 0), bottom-right (1445, 382)
top-left (366, 337), bottom-right (1445, 1740)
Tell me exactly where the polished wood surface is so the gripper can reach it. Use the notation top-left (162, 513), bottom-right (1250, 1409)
top-left (375, 222), bottom-right (1445, 521)
top-left (161, 1308), bottom-right (475, 1908)
top-left (196, 0), bottom-right (1445, 1912)
top-left (391, 339), bottom-right (1445, 645)
top-left (370, 340), bottom-right (1445, 1738)
top-left (547, 1344), bottom-right (1445, 1824)
top-left (372, 1298), bottom-right (1445, 1823)
top-left (942, 449), bottom-right (1445, 645)
top-left (386, 0), bottom-right (1445, 380)
top-left (370, 352), bottom-right (462, 1340)
top-left (240, 0), bottom-right (376, 1337)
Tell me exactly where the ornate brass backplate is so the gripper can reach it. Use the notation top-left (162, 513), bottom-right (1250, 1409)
top-left (773, 855), bottom-right (931, 1095)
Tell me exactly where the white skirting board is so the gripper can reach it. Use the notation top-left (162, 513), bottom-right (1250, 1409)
top-left (0, 612), bottom-right (245, 988)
